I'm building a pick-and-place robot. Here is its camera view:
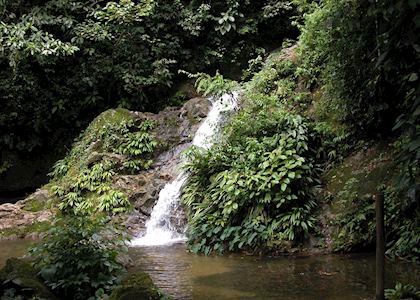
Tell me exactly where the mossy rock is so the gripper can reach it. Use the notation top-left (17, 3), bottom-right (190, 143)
top-left (89, 108), bottom-right (134, 134)
top-left (21, 190), bottom-right (51, 212)
top-left (23, 198), bottom-right (46, 212)
top-left (0, 258), bottom-right (56, 299)
top-left (0, 221), bottom-right (51, 240)
top-left (109, 272), bottom-right (169, 300)
top-left (324, 143), bottom-right (395, 197)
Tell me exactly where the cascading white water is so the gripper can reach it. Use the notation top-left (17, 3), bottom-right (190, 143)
top-left (131, 92), bottom-right (238, 246)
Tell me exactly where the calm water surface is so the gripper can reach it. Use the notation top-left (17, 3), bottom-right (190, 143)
top-left (129, 243), bottom-right (419, 300)
top-left (1, 240), bottom-right (418, 300)
top-left (0, 239), bottom-right (35, 267)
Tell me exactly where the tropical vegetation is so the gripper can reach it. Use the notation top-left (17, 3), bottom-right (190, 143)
top-left (0, 0), bottom-right (419, 298)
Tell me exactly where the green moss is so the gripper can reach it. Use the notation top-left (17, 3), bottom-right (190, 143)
top-left (89, 108), bottom-right (134, 134)
top-left (48, 110), bottom-right (158, 215)
top-left (325, 143), bottom-right (395, 197)
top-left (321, 143), bottom-right (395, 221)
top-left (109, 272), bottom-right (170, 300)
top-left (0, 221), bottom-right (50, 239)
top-left (0, 258), bottom-right (57, 299)
top-left (22, 198), bottom-right (46, 213)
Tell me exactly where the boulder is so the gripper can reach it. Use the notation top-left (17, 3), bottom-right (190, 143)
top-left (0, 258), bottom-right (56, 299)
top-left (109, 272), bottom-right (167, 300)
top-left (0, 203), bottom-right (51, 231)
top-left (179, 97), bottom-right (211, 141)
top-left (180, 97), bottom-right (210, 119)
top-left (0, 189), bottom-right (52, 239)
top-left (17, 188), bottom-right (50, 212)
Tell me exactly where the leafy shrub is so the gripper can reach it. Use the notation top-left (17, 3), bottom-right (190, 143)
top-left (385, 283), bottom-right (420, 300)
top-left (297, 0), bottom-right (420, 184)
top-left (183, 110), bottom-right (319, 254)
top-left (181, 48), bottom-right (353, 254)
top-left (393, 129), bottom-right (420, 188)
top-left (181, 71), bottom-right (238, 98)
top-left (311, 121), bottom-right (351, 162)
top-left (385, 187), bottom-right (420, 261)
top-left (30, 216), bottom-right (128, 300)
top-left (333, 178), bottom-right (375, 252)
top-left (333, 182), bottom-right (420, 261)
top-left (241, 48), bottom-right (266, 81)
top-left (50, 113), bottom-right (158, 215)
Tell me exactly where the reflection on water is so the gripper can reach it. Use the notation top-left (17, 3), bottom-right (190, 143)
top-left (1, 240), bottom-right (418, 300)
top-left (0, 239), bottom-right (35, 267)
top-left (129, 243), bottom-right (419, 300)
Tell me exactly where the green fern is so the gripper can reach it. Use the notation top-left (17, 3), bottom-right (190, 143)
top-left (50, 117), bottom-right (158, 215)
top-left (180, 70), bottom-right (237, 97)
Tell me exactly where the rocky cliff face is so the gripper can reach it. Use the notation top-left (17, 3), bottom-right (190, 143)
top-left (0, 97), bottom-right (210, 239)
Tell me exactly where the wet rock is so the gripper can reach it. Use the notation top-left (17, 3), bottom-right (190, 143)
top-left (109, 272), bottom-right (166, 300)
top-left (180, 97), bottom-right (211, 119)
top-left (114, 174), bottom-right (167, 213)
top-left (122, 210), bottom-right (149, 235)
top-left (0, 203), bottom-right (51, 232)
top-left (114, 173), bottom-right (168, 233)
top-left (0, 258), bottom-right (57, 299)
top-left (0, 189), bottom-right (52, 239)
top-left (179, 97), bottom-right (211, 141)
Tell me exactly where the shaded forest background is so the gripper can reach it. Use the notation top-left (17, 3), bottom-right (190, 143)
top-left (0, 0), bottom-right (418, 205)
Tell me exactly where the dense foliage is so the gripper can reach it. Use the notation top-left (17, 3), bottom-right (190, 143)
top-left (50, 109), bottom-right (157, 215)
top-left (298, 0), bottom-right (420, 184)
top-left (333, 180), bottom-right (420, 261)
top-left (26, 110), bottom-right (161, 299)
top-left (385, 283), bottom-right (420, 300)
top-left (0, 0), bottom-right (418, 265)
top-left (182, 0), bottom-right (420, 258)
top-left (182, 54), bottom-right (342, 254)
top-left (0, 0), bottom-right (298, 176)
top-left (183, 71), bottom-right (237, 98)
top-left (31, 216), bottom-right (128, 300)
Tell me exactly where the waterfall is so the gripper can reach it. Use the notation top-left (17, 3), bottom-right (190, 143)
top-left (130, 92), bottom-right (238, 246)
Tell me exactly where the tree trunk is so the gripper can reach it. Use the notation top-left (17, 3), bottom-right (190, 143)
top-left (376, 192), bottom-right (385, 300)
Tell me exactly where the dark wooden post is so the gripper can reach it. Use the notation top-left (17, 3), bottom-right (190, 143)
top-left (376, 192), bottom-right (385, 300)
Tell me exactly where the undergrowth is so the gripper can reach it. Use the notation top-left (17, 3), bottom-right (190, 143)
top-left (182, 51), bottom-right (347, 254)
top-left (333, 180), bottom-right (420, 261)
top-left (49, 109), bottom-right (158, 215)
top-left (31, 216), bottom-right (128, 300)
